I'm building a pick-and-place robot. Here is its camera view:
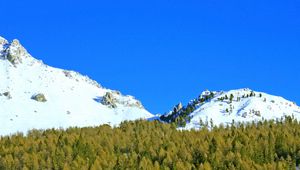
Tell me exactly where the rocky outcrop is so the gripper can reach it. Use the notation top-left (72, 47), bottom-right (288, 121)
top-left (125, 100), bottom-right (144, 109)
top-left (0, 37), bottom-right (8, 59)
top-left (31, 93), bottom-right (47, 102)
top-left (101, 92), bottom-right (117, 108)
top-left (174, 102), bottom-right (183, 112)
top-left (241, 112), bottom-right (247, 118)
top-left (0, 38), bottom-right (30, 65)
top-left (112, 90), bottom-right (121, 95)
top-left (0, 37), bottom-right (8, 46)
top-left (1, 92), bottom-right (12, 99)
top-left (62, 70), bottom-right (101, 88)
top-left (100, 92), bottom-right (146, 109)
top-left (63, 70), bottom-right (73, 78)
top-left (134, 101), bottom-right (143, 109)
top-left (7, 39), bottom-right (22, 65)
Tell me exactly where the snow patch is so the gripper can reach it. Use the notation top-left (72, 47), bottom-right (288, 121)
top-left (0, 36), bottom-right (153, 136)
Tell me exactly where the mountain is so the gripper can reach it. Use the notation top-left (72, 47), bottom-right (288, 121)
top-left (0, 36), bottom-right (153, 136)
top-left (161, 88), bottom-right (300, 129)
top-left (1, 36), bottom-right (300, 136)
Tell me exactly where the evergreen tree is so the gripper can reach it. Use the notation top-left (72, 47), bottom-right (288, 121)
top-left (230, 94), bottom-right (234, 102)
top-left (225, 95), bottom-right (228, 100)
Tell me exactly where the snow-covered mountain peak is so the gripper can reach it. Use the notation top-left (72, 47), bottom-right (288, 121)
top-left (0, 36), bottom-right (8, 45)
top-left (0, 37), bottom-right (37, 66)
top-left (0, 36), bottom-right (153, 136)
top-left (161, 88), bottom-right (300, 129)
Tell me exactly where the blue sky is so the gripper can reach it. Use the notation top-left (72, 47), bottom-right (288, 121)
top-left (1, 0), bottom-right (299, 114)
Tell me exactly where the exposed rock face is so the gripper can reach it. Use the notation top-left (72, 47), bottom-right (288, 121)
top-left (0, 37), bottom-right (8, 59)
top-left (252, 110), bottom-right (261, 117)
top-left (124, 100), bottom-right (144, 109)
top-left (134, 101), bottom-right (143, 109)
top-left (0, 38), bottom-right (31, 65)
top-left (63, 70), bottom-right (73, 78)
top-left (62, 70), bottom-right (102, 88)
top-left (31, 93), bottom-right (47, 102)
top-left (101, 92), bottom-right (117, 108)
top-left (1, 92), bottom-right (12, 99)
top-left (7, 52), bottom-right (19, 64)
top-left (6, 39), bottom-right (28, 65)
top-left (112, 90), bottom-right (121, 95)
top-left (0, 37), bottom-right (8, 46)
top-left (100, 92), bottom-right (145, 109)
top-left (174, 102), bottom-right (183, 112)
top-left (242, 112), bottom-right (247, 118)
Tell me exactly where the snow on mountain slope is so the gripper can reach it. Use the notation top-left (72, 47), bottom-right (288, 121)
top-left (162, 88), bottom-right (300, 129)
top-left (0, 36), bottom-right (153, 136)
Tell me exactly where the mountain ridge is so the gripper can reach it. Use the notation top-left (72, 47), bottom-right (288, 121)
top-left (0, 36), bottom-right (153, 136)
top-left (161, 88), bottom-right (300, 129)
top-left (1, 36), bottom-right (300, 135)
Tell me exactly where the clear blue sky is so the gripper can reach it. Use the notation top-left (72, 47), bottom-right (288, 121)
top-left (1, 0), bottom-right (299, 114)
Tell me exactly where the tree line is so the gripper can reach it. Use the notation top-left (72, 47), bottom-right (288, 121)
top-left (0, 117), bottom-right (299, 169)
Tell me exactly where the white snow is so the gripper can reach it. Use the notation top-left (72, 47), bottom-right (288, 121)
top-left (182, 88), bottom-right (300, 130)
top-left (1, 36), bottom-right (299, 135)
top-left (0, 36), bottom-right (153, 136)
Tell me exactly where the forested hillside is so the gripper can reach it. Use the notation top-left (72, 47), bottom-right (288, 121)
top-left (0, 117), bottom-right (300, 169)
